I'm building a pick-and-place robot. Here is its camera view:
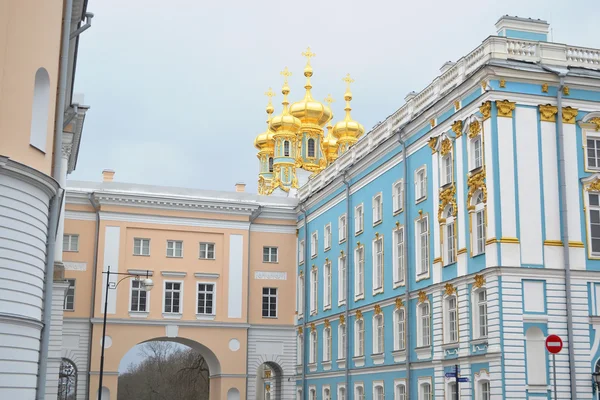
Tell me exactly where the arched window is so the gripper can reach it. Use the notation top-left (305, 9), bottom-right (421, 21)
top-left (479, 380), bottom-right (490, 400)
top-left (444, 205), bottom-right (456, 265)
top-left (323, 387), bottom-right (331, 400)
top-left (471, 190), bottom-right (486, 256)
top-left (471, 135), bottom-right (483, 170)
top-left (309, 388), bottom-right (316, 400)
top-left (355, 319), bottom-right (364, 356)
top-left (444, 295), bottom-right (458, 343)
top-left (395, 383), bottom-right (406, 400)
top-left (420, 382), bottom-right (432, 400)
top-left (373, 384), bottom-right (384, 400)
top-left (284, 141), bottom-right (290, 156)
top-left (442, 153), bottom-right (453, 186)
top-left (30, 67), bottom-right (51, 151)
top-left (525, 326), bottom-right (547, 385)
top-left (338, 386), bottom-right (346, 400)
top-left (394, 308), bottom-right (405, 351)
top-left (323, 327), bottom-right (332, 362)
top-left (307, 138), bottom-right (316, 157)
top-left (58, 359), bottom-right (77, 400)
top-left (355, 385), bottom-right (365, 400)
top-left (417, 302), bottom-right (431, 347)
top-left (473, 288), bottom-right (487, 339)
top-left (268, 157), bottom-right (273, 172)
top-left (373, 314), bottom-right (384, 354)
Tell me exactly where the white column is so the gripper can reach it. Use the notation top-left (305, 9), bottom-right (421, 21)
top-left (432, 151), bottom-right (441, 284)
top-left (54, 143), bottom-right (71, 264)
top-left (455, 133), bottom-right (467, 276)
top-left (481, 105), bottom-right (498, 268)
top-left (44, 281), bottom-right (69, 399)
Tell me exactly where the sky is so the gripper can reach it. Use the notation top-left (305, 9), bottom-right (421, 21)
top-left (70, 0), bottom-right (599, 194)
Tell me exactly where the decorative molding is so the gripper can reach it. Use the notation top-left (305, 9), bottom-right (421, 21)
top-left (457, 248), bottom-right (467, 255)
top-left (418, 291), bottom-right (428, 304)
top-left (473, 274), bottom-right (485, 289)
top-left (539, 104), bottom-right (558, 122)
top-left (374, 305), bottom-right (382, 315)
top-left (339, 315), bottom-right (345, 325)
top-left (395, 297), bottom-right (404, 309)
top-left (65, 210), bottom-right (96, 221)
top-left (467, 169), bottom-right (487, 206)
top-left (440, 138), bottom-right (452, 156)
top-left (541, 83), bottom-right (549, 93)
top-left (250, 224), bottom-right (296, 234)
top-left (452, 120), bottom-right (463, 138)
top-left (161, 271), bottom-right (187, 277)
top-left (99, 211), bottom-right (250, 230)
top-left (495, 100), bottom-right (516, 118)
top-left (562, 106), bottom-right (578, 124)
top-left (589, 117), bottom-right (600, 131)
top-left (428, 137), bottom-right (438, 154)
top-left (194, 272), bottom-right (219, 279)
top-left (444, 283), bottom-right (456, 296)
top-left (499, 79), bottom-right (506, 88)
top-left (468, 120), bottom-right (481, 139)
top-left (430, 119), bottom-right (436, 128)
top-left (64, 262), bottom-right (87, 271)
top-left (454, 100), bottom-right (461, 111)
top-left (585, 177), bottom-right (600, 192)
top-left (127, 269), bottom-right (153, 276)
top-left (438, 184), bottom-right (457, 220)
top-left (310, 323), bottom-right (316, 332)
top-left (479, 101), bottom-right (491, 121)
top-left (356, 310), bottom-right (363, 320)
top-left (298, 326), bottom-right (303, 334)
top-left (254, 271), bottom-right (287, 280)
top-left (324, 319), bottom-right (330, 328)
top-left (544, 240), bottom-right (563, 247)
top-left (563, 86), bottom-right (570, 96)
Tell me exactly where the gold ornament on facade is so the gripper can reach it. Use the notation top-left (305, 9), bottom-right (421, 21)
top-left (562, 107), bottom-right (578, 124)
top-left (430, 119), bottom-right (436, 128)
top-left (542, 83), bottom-right (549, 93)
top-left (395, 297), bottom-right (404, 309)
top-left (265, 370), bottom-right (272, 378)
top-left (586, 178), bottom-right (600, 192)
top-left (438, 184), bottom-right (457, 220)
top-left (499, 79), bottom-right (506, 88)
top-left (479, 101), bottom-right (491, 120)
top-left (324, 319), bottom-right (330, 328)
top-left (454, 100), bottom-right (461, 111)
top-left (444, 283), bottom-right (457, 296)
top-left (339, 315), bottom-right (345, 325)
top-left (480, 80), bottom-right (487, 91)
top-left (563, 86), bottom-right (570, 96)
top-left (452, 120), bottom-right (463, 138)
top-left (496, 100), bottom-right (516, 118)
top-left (440, 138), bottom-right (452, 156)
top-left (468, 120), bottom-right (481, 139)
top-left (298, 326), bottom-right (303, 334)
top-left (589, 117), bottom-right (600, 131)
top-left (418, 290), bottom-right (428, 303)
top-left (473, 274), bottom-right (486, 288)
top-left (310, 323), bottom-right (316, 332)
top-left (356, 310), bottom-right (363, 320)
top-left (266, 384), bottom-right (271, 392)
top-left (428, 136), bottom-right (438, 154)
top-left (539, 104), bottom-right (558, 122)
top-left (374, 304), bottom-right (382, 315)
top-left (467, 169), bottom-right (487, 206)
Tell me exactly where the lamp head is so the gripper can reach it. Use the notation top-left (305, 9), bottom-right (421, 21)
top-left (143, 278), bottom-right (154, 292)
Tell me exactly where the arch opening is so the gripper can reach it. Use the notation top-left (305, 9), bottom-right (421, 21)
top-left (255, 361), bottom-right (284, 400)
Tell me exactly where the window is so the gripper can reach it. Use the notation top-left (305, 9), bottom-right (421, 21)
top-left (58, 358), bottom-right (77, 400)
top-left (589, 193), bottom-right (600, 255)
top-left (418, 302), bottom-right (431, 347)
top-left (63, 234), bottom-right (79, 252)
top-left (323, 327), bottom-right (332, 362)
top-left (446, 215), bottom-right (456, 264)
top-left (308, 138), bottom-right (315, 158)
top-left (442, 154), bottom-right (453, 186)
top-left (166, 240), bottom-right (183, 258)
top-left (164, 282), bottom-right (182, 313)
top-left (268, 157), bottom-right (274, 172)
top-left (475, 289), bottom-right (488, 338)
top-left (393, 180), bottom-right (404, 213)
top-left (310, 268), bottom-right (318, 313)
top-left (355, 386), bottom-right (365, 400)
top-left (420, 383), bottom-right (432, 400)
top-left (309, 388), bottom-right (316, 400)
top-left (197, 283), bottom-right (215, 315)
top-left (338, 255), bottom-right (347, 304)
top-left (263, 246), bottom-right (278, 263)
top-left (299, 240), bottom-right (305, 264)
top-left (133, 238), bottom-right (150, 256)
top-left (480, 381), bottom-right (490, 400)
top-left (262, 287), bottom-right (277, 317)
top-left (355, 204), bottom-right (364, 234)
top-left (338, 323), bottom-right (346, 359)
top-left (472, 136), bottom-right (482, 170)
top-left (417, 216), bottom-right (430, 276)
top-left (445, 295), bottom-right (458, 343)
top-left (394, 309), bottom-right (405, 350)
top-left (338, 387), bottom-right (346, 400)
top-left (130, 280), bottom-right (147, 312)
top-left (415, 166), bottom-right (427, 201)
top-left (393, 227), bottom-right (405, 284)
top-left (354, 246), bottom-right (364, 298)
top-left (373, 236), bottom-right (383, 292)
top-left (309, 330), bottom-right (317, 364)
top-left (311, 232), bottom-right (318, 258)
top-left (324, 224), bottom-right (332, 250)
top-left (472, 191), bottom-right (486, 256)
top-left (372, 194), bottom-right (382, 224)
top-left (395, 383), bottom-right (406, 400)
top-left (525, 326), bottom-right (547, 385)
top-left (284, 140), bottom-right (290, 156)
top-left (448, 383), bottom-right (457, 400)
top-left (323, 387), bottom-right (331, 400)
top-left (339, 214), bottom-right (347, 242)
top-left (373, 314), bottom-right (384, 354)
top-left (63, 279), bottom-right (75, 311)
top-left (297, 333), bottom-right (303, 365)
top-left (373, 385), bottom-right (384, 400)
top-left (323, 261), bottom-right (332, 309)
top-left (199, 242), bottom-right (215, 259)
top-left (355, 319), bottom-right (365, 356)
top-left (30, 68), bottom-right (50, 151)
top-left (297, 275), bottom-right (304, 317)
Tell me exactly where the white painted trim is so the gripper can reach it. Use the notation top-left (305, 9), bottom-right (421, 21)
top-left (196, 281), bottom-right (217, 317)
top-left (250, 224), bottom-right (296, 234)
top-left (162, 279), bottom-right (184, 314)
top-left (90, 317), bottom-right (251, 328)
top-left (65, 210), bottom-right (96, 221)
top-left (99, 211), bottom-right (250, 230)
top-left (161, 271), bottom-right (187, 277)
top-left (194, 272), bottom-right (219, 279)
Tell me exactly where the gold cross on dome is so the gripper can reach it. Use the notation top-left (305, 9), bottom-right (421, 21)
top-left (280, 67), bottom-right (292, 84)
top-left (324, 94), bottom-right (335, 107)
top-left (264, 87), bottom-right (275, 101)
top-left (302, 47), bottom-right (316, 65)
top-left (343, 73), bottom-right (355, 90)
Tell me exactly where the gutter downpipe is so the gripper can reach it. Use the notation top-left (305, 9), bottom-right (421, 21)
top-left (245, 206), bottom-right (262, 398)
top-left (36, 0), bottom-right (74, 397)
top-left (300, 204), bottom-right (309, 398)
top-left (86, 193), bottom-right (100, 399)
top-left (342, 173), bottom-right (351, 395)
top-left (397, 128), bottom-right (411, 397)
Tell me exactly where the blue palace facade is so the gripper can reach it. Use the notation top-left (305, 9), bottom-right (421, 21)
top-left (293, 16), bottom-right (600, 400)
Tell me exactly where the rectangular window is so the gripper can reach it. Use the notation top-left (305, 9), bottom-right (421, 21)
top-left (323, 328), bottom-right (332, 362)
top-left (394, 228), bottom-right (405, 284)
top-left (324, 262), bottom-right (332, 309)
top-left (373, 237), bottom-right (383, 291)
top-left (339, 214), bottom-right (347, 243)
top-left (63, 234), bottom-right (79, 252)
top-left (393, 180), bottom-right (404, 213)
top-left (199, 242), bottom-right (215, 259)
top-left (130, 280), bottom-right (147, 312)
top-left (311, 232), bottom-right (318, 258)
top-left (590, 193), bottom-right (600, 255)
top-left (310, 269), bottom-right (318, 313)
top-left (164, 282), bottom-right (182, 313)
top-left (355, 320), bottom-right (365, 357)
top-left (263, 246), bottom-right (278, 263)
top-left (395, 309), bottom-right (405, 350)
top-left (446, 222), bottom-right (456, 264)
top-left (374, 315), bottom-right (384, 354)
top-left (473, 137), bottom-right (482, 170)
top-left (588, 138), bottom-right (600, 169)
top-left (166, 240), bottom-right (183, 258)
top-left (297, 276), bottom-right (304, 317)
top-left (415, 167), bottom-right (427, 202)
top-left (477, 290), bottom-right (488, 338)
top-left (418, 217), bottom-right (429, 275)
top-left (481, 381), bottom-right (490, 400)
top-left (299, 240), bottom-right (305, 264)
top-left (447, 296), bottom-right (458, 343)
top-left (372, 194), bottom-right (382, 224)
top-left (310, 331), bottom-right (317, 364)
top-left (476, 210), bottom-right (486, 255)
top-left (338, 256), bottom-right (347, 304)
top-left (133, 238), bottom-right (150, 256)
top-left (420, 303), bottom-right (431, 346)
top-left (354, 205), bottom-right (364, 234)
top-left (63, 279), bottom-right (75, 311)
top-left (197, 283), bottom-right (215, 315)
top-left (354, 246), bottom-right (364, 298)
top-left (442, 154), bottom-right (452, 186)
top-left (324, 224), bottom-right (332, 250)
top-left (262, 287), bottom-right (277, 318)
top-left (338, 324), bottom-right (346, 359)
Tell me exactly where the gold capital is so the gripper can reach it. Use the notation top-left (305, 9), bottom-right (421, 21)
top-left (310, 322), bottom-right (316, 332)
top-left (452, 120), bottom-right (463, 137)
top-left (374, 304), bottom-right (382, 315)
top-left (324, 319), bottom-right (330, 328)
top-left (539, 104), bottom-right (558, 122)
top-left (480, 101), bottom-right (491, 121)
top-left (468, 120), bottom-right (481, 139)
top-left (428, 136), bottom-right (438, 154)
top-left (496, 100), bottom-right (516, 118)
top-left (562, 107), bottom-right (578, 124)
top-left (395, 297), bottom-right (404, 309)
top-left (418, 290), bottom-right (428, 304)
top-left (474, 274), bottom-right (486, 289)
top-left (444, 283), bottom-right (457, 296)
top-left (339, 315), bottom-right (345, 325)
top-left (356, 310), bottom-right (363, 320)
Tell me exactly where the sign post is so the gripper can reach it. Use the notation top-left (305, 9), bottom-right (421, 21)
top-left (545, 334), bottom-right (563, 400)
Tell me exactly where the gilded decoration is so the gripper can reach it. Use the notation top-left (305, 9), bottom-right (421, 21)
top-left (473, 274), bottom-right (485, 289)
top-left (539, 104), bottom-right (558, 122)
top-left (428, 136), bottom-right (438, 154)
top-left (586, 178), bottom-right (600, 192)
top-left (418, 290), bottom-right (428, 303)
top-left (266, 384), bottom-right (270, 392)
top-left (356, 310), bottom-right (363, 320)
top-left (454, 100), bottom-right (461, 111)
top-left (542, 83), bottom-right (549, 93)
top-left (440, 138), bottom-right (452, 156)
top-left (265, 370), bottom-right (272, 378)
top-left (467, 169), bottom-right (487, 206)
top-left (562, 107), bottom-right (578, 124)
top-left (479, 101), bottom-right (491, 121)
top-left (496, 100), bottom-right (516, 118)
top-left (468, 120), bottom-right (481, 139)
top-left (452, 120), bottom-right (463, 138)
top-left (499, 79), bottom-right (506, 88)
top-left (430, 119), bottom-right (436, 128)
top-left (395, 221), bottom-right (401, 229)
top-left (339, 315), bottom-right (345, 325)
top-left (310, 323), bottom-right (316, 332)
top-left (374, 305), bottom-right (382, 315)
top-left (438, 184), bottom-right (457, 220)
top-left (395, 297), bottom-right (404, 309)
top-left (324, 319), bottom-right (330, 328)
top-left (563, 86), bottom-right (570, 96)
top-left (589, 117), bottom-right (600, 131)
top-left (340, 250), bottom-right (345, 256)
top-left (444, 283), bottom-right (457, 296)
top-left (298, 327), bottom-right (303, 334)
top-left (480, 80), bottom-right (487, 91)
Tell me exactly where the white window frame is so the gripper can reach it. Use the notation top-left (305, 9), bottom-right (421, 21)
top-left (297, 274), bottom-right (304, 317)
top-left (324, 223), bottom-right (332, 250)
top-left (296, 333), bottom-right (303, 365)
top-left (133, 237), bottom-right (150, 256)
top-left (417, 301), bottom-right (431, 347)
top-left (354, 204), bottom-right (364, 234)
top-left (163, 280), bottom-right (183, 315)
top-left (354, 383), bottom-right (365, 400)
top-left (471, 191), bottom-right (486, 256)
top-left (63, 234), bottom-right (79, 252)
top-left (311, 231), bottom-right (318, 258)
top-left (415, 165), bottom-right (427, 203)
top-left (354, 245), bottom-right (365, 300)
top-left (372, 193), bottom-right (383, 225)
top-left (587, 191), bottom-right (600, 257)
top-left (441, 153), bottom-right (453, 187)
top-left (323, 261), bottom-right (332, 310)
top-left (339, 214), bottom-right (347, 243)
top-left (129, 279), bottom-right (149, 313)
top-left (262, 287), bottom-right (278, 318)
top-left (309, 330), bottom-right (317, 364)
top-left (323, 326), bottom-right (332, 362)
top-left (471, 135), bottom-right (483, 171)
top-left (299, 240), bottom-right (305, 264)
top-left (354, 319), bottom-right (365, 357)
top-left (337, 385), bottom-right (346, 400)
top-left (372, 235), bottom-right (384, 294)
top-left (372, 314), bottom-right (384, 354)
top-left (309, 387), bottom-right (316, 400)
top-left (322, 386), bottom-right (331, 400)
top-left (393, 308), bottom-right (406, 351)
top-left (394, 379), bottom-right (407, 400)
top-left (63, 279), bottom-right (75, 311)
top-left (263, 246), bottom-right (278, 263)
top-left (393, 226), bottom-right (405, 286)
top-left (472, 287), bottom-right (488, 339)
top-left (447, 382), bottom-right (457, 400)
top-left (393, 179), bottom-right (404, 214)
top-left (416, 215), bottom-right (430, 278)
top-left (199, 242), bottom-right (215, 260)
top-left (443, 206), bottom-right (457, 266)
top-left (310, 268), bottom-right (318, 314)
top-left (474, 370), bottom-right (491, 400)
top-left (196, 282), bottom-right (216, 316)
top-left (373, 381), bottom-right (385, 400)
top-left (338, 255), bottom-right (347, 305)
top-left (418, 378), bottom-right (433, 400)
top-left (338, 322), bottom-right (346, 360)
top-left (166, 240), bottom-right (183, 258)
top-left (444, 294), bottom-right (458, 344)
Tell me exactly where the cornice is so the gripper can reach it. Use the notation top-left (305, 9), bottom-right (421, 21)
top-left (0, 156), bottom-right (59, 197)
top-left (90, 317), bottom-right (251, 329)
top-left (99, 211), bottom-right (251, 230)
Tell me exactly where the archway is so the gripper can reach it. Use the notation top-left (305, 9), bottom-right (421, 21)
top-left (255, 361), bottom-right (283, 400)
top-left (57, 358), bottom-right (77, 400)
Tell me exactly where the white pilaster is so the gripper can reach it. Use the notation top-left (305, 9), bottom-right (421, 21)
top-left (101, 226), bottom-right (120, 314)
top-left (482, 114), bottom-right (497, 268)
top-left (44, 281), bottom-right (69, 399)
top-left (54, 144), bottom-right (71, 263)
top-left (456, 135), bottom-right (467, 276)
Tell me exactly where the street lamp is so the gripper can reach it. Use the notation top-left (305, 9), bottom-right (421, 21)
top-left (97, 266), bottom-right (153, 400)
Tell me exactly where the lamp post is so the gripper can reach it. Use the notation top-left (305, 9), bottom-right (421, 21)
top-left (97, 266), bottom-right (153, 400)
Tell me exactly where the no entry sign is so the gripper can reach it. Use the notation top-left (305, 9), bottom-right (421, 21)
top-left (545, 334), bottom-right (563, 354)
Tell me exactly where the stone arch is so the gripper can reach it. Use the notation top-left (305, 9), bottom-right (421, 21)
top-left (254, 360), bottom-right (284, 400)
top-left (58, 358), bottom-right (77, 400)
top-left (141, 336), bottom-right (222, 376)
top-left (227, 388), bottom-right (241, 400)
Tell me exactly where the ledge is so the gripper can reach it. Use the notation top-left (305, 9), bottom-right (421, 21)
top-left (392, 349), bottom-right (406, 363)
top-left (522, 314), bottom-right (548, 323)
top-left (161, 271), bottom-right (187, 277)
top-left (415, 345), bottom-right (432, 360)
top-left (162, 313), bottom-right (183, 320)
top-left (371, 353), bottom-right (385, 365)
top-left (196, 314), bottom-right (216, 321)
top-left (194, 272), bottom-right (219, 279)
top-left (128, 311), bottom-right (149, 318)
top-left (352, 355), bottom-right (365, 367)
top-left (336, 359), bottom-right (346, 369)
top-left (322, 360), bottom-right (332, 371)
top-left (526, 385), bottom-right (550, 394)
top-left (308, 363), bottom-right (317, 372)
top-left (128, 269), bottom-right (153, 276)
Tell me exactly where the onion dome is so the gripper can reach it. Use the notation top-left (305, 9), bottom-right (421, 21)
top-left (254, 88), bottom-right (276, 150)
top-left (323, 94), bottom-right (338, 162)
top-left (333, 73), bottom-right (365, 140)
top-left (289, 48), bottom-right (332, 127)
top-left (270, 67), bottom-right (301, 134)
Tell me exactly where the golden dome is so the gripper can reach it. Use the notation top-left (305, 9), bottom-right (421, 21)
top-left (270, 67), bottom-right (301, 133)
top-left (333, 73), bottom-right (365, 140)
top-left (254, 88), bottom-right (276, 150)
top-left (290, 48), bottom-right (332, 127)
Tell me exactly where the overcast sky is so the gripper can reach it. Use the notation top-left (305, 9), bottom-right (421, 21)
top-left (70, 0), bottom-right (598, 194)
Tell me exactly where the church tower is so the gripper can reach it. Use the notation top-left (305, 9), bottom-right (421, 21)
top-left (333, 73), bottom-right (365, 155)
top-left (254, 88), bottom-right (276, 195)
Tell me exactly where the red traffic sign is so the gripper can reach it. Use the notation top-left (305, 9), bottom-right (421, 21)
top-left (545, 334), bottom-right (563, 354)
